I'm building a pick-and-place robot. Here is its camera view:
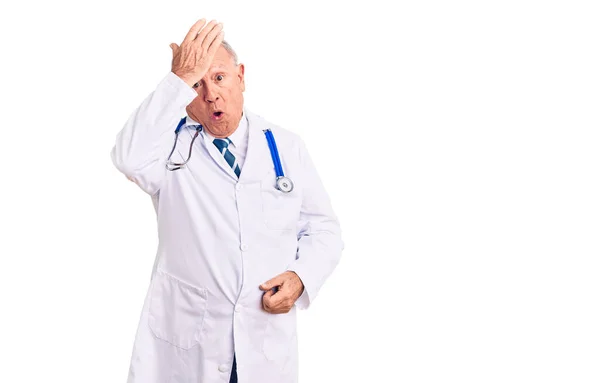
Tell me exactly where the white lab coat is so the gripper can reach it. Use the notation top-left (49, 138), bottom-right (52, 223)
top-left (111, 72), bottom-right (343, 383)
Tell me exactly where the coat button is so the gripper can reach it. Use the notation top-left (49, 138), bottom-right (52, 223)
top-left (236, 183), bottom-right (243, 190)
top-left (235, 305), bottom-right (241, 313)
top-left (240, 244), bottom-right (248, 251)
top-left (218, 364), bottom-right (229, 372)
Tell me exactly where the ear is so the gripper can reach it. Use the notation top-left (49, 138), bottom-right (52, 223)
top-left (237, 63), bottom-right (245, 92)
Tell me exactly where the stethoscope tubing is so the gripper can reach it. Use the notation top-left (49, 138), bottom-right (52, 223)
top-left (166, 124), bottom-right (201, 171)
top-left (264, 129), bottom-right (284, 177)
top-left (165, 119), bottom-right (293, 192)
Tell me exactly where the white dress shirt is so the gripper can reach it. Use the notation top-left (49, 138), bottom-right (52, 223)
top-left (185, 112), bottom-right (249, 172)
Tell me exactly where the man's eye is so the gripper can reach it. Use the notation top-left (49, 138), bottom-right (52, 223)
top-left (216, 75), bottom-right (224, 81)
top-left (193, 82), bottom-right (202, 88)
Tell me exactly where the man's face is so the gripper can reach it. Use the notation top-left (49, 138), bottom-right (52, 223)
top-left (186, 46), bottom-right (245, 138)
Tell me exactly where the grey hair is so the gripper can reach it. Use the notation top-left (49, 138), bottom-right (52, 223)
top-left (221, 40), bottom-right (238, 65)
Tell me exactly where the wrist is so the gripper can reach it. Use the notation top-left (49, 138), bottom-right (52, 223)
top-left (172, 72), bottom-right (198, 88)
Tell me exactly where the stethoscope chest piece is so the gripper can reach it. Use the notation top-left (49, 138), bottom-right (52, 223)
top-left (167, 120), bottom-right (294, 193)
top-left (276, 176), bottom-right (294, 193)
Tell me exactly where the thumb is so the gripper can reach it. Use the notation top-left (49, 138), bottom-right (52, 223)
top-left (260, 276), bottom-right (283, 291)
top-left (169, 43), bottom-right (179, 55)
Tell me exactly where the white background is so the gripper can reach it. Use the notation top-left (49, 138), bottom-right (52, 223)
top-left (0, 0), bottom-right (599, 382)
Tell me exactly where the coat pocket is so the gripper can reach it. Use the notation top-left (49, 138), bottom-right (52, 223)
top-left (262, 308), bottom-right (297, 361)
top-left (148, 269), bottom-right (208, 350)
top-left (260, 180), bottom-right (302, 231)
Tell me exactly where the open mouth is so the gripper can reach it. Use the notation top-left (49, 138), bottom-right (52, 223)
top-left (212, 111), bottom-right (224, 120)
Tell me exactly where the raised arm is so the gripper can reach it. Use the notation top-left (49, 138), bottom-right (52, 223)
top-left (110, 19), bottom-right (224, 194)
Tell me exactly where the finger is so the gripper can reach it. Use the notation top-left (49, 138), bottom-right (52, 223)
top-left (169, 43), bottom-right (179, 56)
top-left (260, 275), bottom-right (284, 291)
top-left (262, 289), bottom-right (275, 310)
top-left (263, 289), bottom-right (275, 301)
top-left (263, 290), bottom-right (291, 314)
top-left (206, 31), bottom-right (224, 57)
top-left (195, 20), bottom-right (221, 46)
top-left (183, 19), bottom-right (207, 44)
top-left (267, 297), bottom-right (291, 314)
top-left (200, 23), bottom-right (224, 52)
top-left (268, 288), bottom-right (288, 307)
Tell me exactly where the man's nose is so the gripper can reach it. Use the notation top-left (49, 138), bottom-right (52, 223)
top-left (204, 85), bottom-right (219, 103)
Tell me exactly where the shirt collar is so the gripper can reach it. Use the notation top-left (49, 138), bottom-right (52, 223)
top-left (185, 112), bottom-right (247, 147)
top-left (226, 112), bottom-right (248, 148)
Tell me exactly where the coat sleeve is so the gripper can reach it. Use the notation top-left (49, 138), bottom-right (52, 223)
top-left (287, 137), bottom-right (344, 309)
top-left (110, 72), bottom-right (198, 195)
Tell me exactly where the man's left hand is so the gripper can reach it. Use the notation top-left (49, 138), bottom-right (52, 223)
top-left (259, 271), bottom-right (304, 314)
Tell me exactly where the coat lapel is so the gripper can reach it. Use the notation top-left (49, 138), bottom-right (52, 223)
top-left (239, 110), bottom-right (274, 182)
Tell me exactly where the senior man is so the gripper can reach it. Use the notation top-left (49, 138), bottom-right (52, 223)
top-left (111, 19), bottom-right (343, 383)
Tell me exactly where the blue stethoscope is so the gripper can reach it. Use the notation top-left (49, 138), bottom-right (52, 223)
top-left (166, 117), bottom-right (294, 193)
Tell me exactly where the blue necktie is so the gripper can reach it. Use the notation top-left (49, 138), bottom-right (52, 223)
top-left (213, 138), bottom-right (241, 178)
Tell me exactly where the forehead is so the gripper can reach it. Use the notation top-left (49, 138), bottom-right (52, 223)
top-left (208, 46), bottom-right (236, 71)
